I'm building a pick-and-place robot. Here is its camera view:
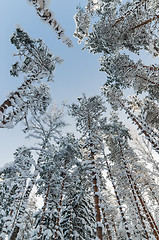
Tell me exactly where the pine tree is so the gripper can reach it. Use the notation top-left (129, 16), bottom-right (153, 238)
top-left (0, 147), bottom-right (33, 240)
top-left (27, 0), bottom-right (73, 47)
top-left (102, 112), bottom-right (159, 239)
top-left (6, 107), bottom-right (66, 240)
top-left (0, 28), bottom-right (62, 128)
top-left (69, 94), bottom-right (107, 240)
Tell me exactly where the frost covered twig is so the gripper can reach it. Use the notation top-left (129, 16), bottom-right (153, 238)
top-left (27, 0), bottom-right (73, 47)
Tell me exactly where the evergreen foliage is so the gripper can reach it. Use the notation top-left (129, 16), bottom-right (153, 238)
top-left (1, 1), bottom-right (159, 239)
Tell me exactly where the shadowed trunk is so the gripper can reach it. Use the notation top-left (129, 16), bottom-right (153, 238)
top-left (102, 207), bottom-right (113, 240)
top-left (38, 175), bottom-right (51, 238)
top-left (118, 141), bottom-right (150, 239)
top-left (104, 153), bottom-right (132, 240)
top-left (54, 160), bottom-right (67, 240)
top-left (88, 115), bottom-right (103, 240)
top-left (112, 0), bottom-right (147, 27)
top-left (118, 141), bottom-right (159, 239)
top-left (120, 100), bottom-right (159, 153)
top-left (132, 15), bottom-right (159, 30)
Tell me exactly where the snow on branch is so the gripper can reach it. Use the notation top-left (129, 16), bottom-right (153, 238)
top-left (0, 28), bottom-right (62, 128)
top-left (27, 0), bottom-right (73, 47)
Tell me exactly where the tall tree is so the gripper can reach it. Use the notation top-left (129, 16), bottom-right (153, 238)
top-left (27, 0), bottom-right (73, 47)
top-left (69, 94), bottom-right (107, 240)
top-left (102, 112), bottom-right (159, 239)
top-left (0, 28), bottom-right (62, 128)
top-left (0, 147), bottom-right (33, 240)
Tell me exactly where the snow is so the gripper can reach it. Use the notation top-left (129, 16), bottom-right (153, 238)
top-left (5, 122), bottom-right (14, 129)
top-left (44, 0), bottom-right (51, 8)
top-left (44, 229), bottom-right (52, 237)
top-left (0, 112), bottom-right (3, 121)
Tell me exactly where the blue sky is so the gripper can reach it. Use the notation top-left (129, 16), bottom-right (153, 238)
top-left (0, 0), bottom-right (107, 166)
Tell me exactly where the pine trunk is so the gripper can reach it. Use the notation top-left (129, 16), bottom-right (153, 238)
top-left (91, 159), bottom-right (103, 240)
top-left (102, 207), bottom-right (113, 240)
top-left (104, 154), bottom-right (132, 240)
top-left (132, 15), bottom-right (159, 30)
top-left (118, 142), bottom-right (159, 239)
top-left (118, 141), bottom-right (150, 239)
top-left (38, 175), bottom-right (51, 238)
top-left (9, 142), bottom-right (48, 240)
top-left (112, 0), bottom-right (147, 27)
top-left (54, 160), bottom-right (67, 240)
top-left (112, 218), bottom-right (119, 239)
top-left (120, 100), bottom-right (159, 153)
top-left (0, 74), bottom-right (38, 126)
top-left (87, 115), bottom-right (103, 240)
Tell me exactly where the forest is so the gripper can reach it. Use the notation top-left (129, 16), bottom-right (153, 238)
top-left (0, 0), bottom-right (159, 239)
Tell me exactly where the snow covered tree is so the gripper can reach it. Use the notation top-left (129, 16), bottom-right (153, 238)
top-left (0, 147), bottom-right (33, 240)
top-left (74, 0), bottom-right (159, 158)
top-left (69, 94), bottom-right (107, 240)
top-left (102, 85), bottom-right (159, 155)
top-left (79, 0), bottom-right (159, 56)
top-left (16, 194), bottom-right (37, 240)
top-left (100, 52), bottom-right (159, 96)
top-left (27, 0), bottom-right (73, 47)
top-left (0, 28), bottom-right (62, 128)
top-left (4, 106), bottom-right (66, 240)
top-left (102, 112), bottom-right (159, 239)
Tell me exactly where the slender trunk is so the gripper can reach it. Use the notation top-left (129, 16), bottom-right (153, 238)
top-left (38, 175), bottom-right (51, 238)
top-left (112, 0), bottom-right (147, 27)
top-left (118, 142), bottom-right (159, 239)
top-left (30, 0), bottom-right (72, 47)
top-left (54, 160), bottom-right (67, 240)
top-left (88, 116), bottom-right (103, 240)
top-left (136, 74), bottom-right (159, 87)
top-left (118, 141), bottom-right (150, 239)
top-left (112, 218), bottom-right (119, 240)
top-left (120, 100), bottom-right (159, 153)
top-left (104, 154), bottom-right (132, 240)
top-left (91, 154), bottom-right (103, 240)
top-left (102, 207), bottom-right (112, 240)
top-left (9, 141), bottom-right (47, 240)
top-left (133, 181), bottom-right (159, 239)
top-left (69, 192), bottom-right (73, 240)
top-left (0, 75), bottom-right (38, 126)
top-left (132, 15), bottom-right (159, 30)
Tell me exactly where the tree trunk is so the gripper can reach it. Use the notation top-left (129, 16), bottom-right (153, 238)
top-left (54, 160), bottom-right (67, 240)
top-left (104, 154), bottom-right (132, 240)
top-left (38, 175), bottom-right (51, 238)
top-left (112, 218), bottom-right (119, 240)
top-left (102, 207), bottom-right (113, 240)
top-left (112, 0), bottom-right (147, 27)
top-left (87, 115), bottom-right (103, 240)
top-left (120, 100), bottom-right (159, 153)
top-left (9, 226), bottom-right (19, 240)
top-left (69, 192), bottom-right (73, 240)
top-left (91, 156), bottom-right (103, 240)
top-left (118, 141), bottom-right (150, 239)
top-left (9, 142), bottom-right (48, 240)
top-left (132, 15), bottom-right (159, 30)
top-left (0, 74), bottom-right (38, 126)
top-left (118, 142), bottom-right (159, 239)
top-left (30, 0), bottom-right (72, 47)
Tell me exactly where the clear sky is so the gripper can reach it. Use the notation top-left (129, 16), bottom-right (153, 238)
top-left (0, 0), bottom-right (107, 167)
